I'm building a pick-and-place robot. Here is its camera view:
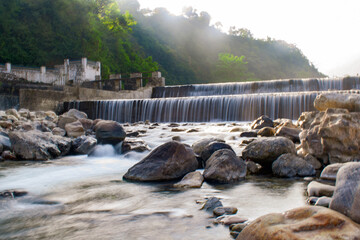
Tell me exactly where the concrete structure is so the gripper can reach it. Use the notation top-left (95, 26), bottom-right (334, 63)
top-left (0, 58), bottom-right (101, 86)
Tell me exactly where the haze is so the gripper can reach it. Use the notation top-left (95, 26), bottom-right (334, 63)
top-left (137, 0), bottom-right (360, 77)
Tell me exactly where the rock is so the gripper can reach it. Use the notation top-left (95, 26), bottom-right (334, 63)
top-left (204, 149), bottom-right (246, 183)
top-left (35, 111), bottom-right (47, 120)
top-left (236, 206), bottom-right (360, 240)
top-left (240, 131), bottom-right (258, 138)
top-left (58, 115), bottom-right (77, 129)
top-left (229, 127), bottom-right (243, 132)
top-left (0, 190), bottom-right (28, 199)
top-left (315, 196), bottom-right (332, 207)
top-left (230, 231), bottom-right (240, 239)
top-left (63, 109), bottom-right (88, 119)
top-left (65, 120), bottom-right (85, 138)
top-left (307, 181), bottom-right (335, 197)
top-left (1, 150), bottom-right (16, 160)
top-left (272, 153), bottom-right (315, 178)
top-left (250, 115), bottom-right (274, 130)
top-left (242, 137), bottom-right (296, 168)
top-left (257, 127), bottom-right (275, 137)
top-left (230, 223), bottom-right (248, 232)
top-left (5, 109), bottom-right (20, 120)
top-left (273, 118), bottom-right (297, 129)
top-left (9, 130), bottom-right (72, 160)
top-left (191, 138), bottom-right (225, 156)
top-left (168, 123), bottom-right (180, 127)
top-left (121, 139), bottom-right (151, 153)
top-left (173, 171), bottom-right (204, 188)
top-left (330, 162), bottom-right (360, 223)
top-left (314, 92), bottom-right (360, 112)
top-left (0, 143), bottom-right (2, 155)
top-left (201, 197), bottom-right (223, 212)
top-left (52, 127), bottom-right (66, 137)
top-left (213, 207), bottom-right (238, 217)
top-left (0, 132), bottom-right (11, 150)
top-left (275, 126), bottom-right (301, 143)
top-left (72, 136), bottom-right (97, 155)
top-left (171, 128), bottom-right (185, 132)
top-left (299, 108), bottom-right (360, 164)
top-left (123, 141), bottom-right (197, 182)
top-left (186, 128), bottom-right (199, 133)
top-left (18, 109), bottom-right (30, 119)
top-left (0, 120), bottom-right (12, 129)
top-left (246, 161), bottom-right (262, 174)
top-left (78, 118), bottom-right (93, 130)
top-left (200, 142), bottom-right (234, 162)
top-left (45, 111), bottom-right (58, 121)
top-left (304, 154), bottom-right (322, 170)
top-left (218, 215), bottom-right (248, 225)
top-left (172, 136), bottom-right (181, 141)
top-left (320, 163), bottom-right (345, 181)
top-left (94, 120), bottom-right (126, 145)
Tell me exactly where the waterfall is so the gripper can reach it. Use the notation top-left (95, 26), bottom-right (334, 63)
top-left (152, 77), bottom-right (360, 98)
top-left (65, 77), bottom-right (360, 123)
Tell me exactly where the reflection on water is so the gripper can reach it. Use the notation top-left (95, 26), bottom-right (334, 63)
top-left (0, 123), bottom-right (307, 240)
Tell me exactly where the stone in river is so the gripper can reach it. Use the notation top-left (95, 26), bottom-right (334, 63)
top-left (213, 207), bottom-right (238, 217)
top-left (94, 120), bottom-right (126, 145)
top-left (307, 181), bottom-right (335, 197)
top-left (320, 163), bottom-right (345, 181)
top-left (123, 141), bottom-right (198, 182)
top-left (201, 197), bottom-right (223, 212)
top-left (272, 153), bottom-right (315, 178)
top-left (173, 171), bottom-right (204, 188)
top-left (250, 115), bottom-right (274, 130)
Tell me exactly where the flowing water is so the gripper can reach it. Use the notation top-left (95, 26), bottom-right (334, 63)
top-left (0, 123), bottom-right (307, 240)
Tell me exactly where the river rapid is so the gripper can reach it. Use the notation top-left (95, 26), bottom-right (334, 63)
top-left (0, 122), bottom-right (307, 240)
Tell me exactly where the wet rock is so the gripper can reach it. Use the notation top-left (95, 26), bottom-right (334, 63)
top-left (250, 115), bottom-right (274, 130)
top-left (94, 120), bottom-right (126, 145)
top-left (9, 130), bottom-right (72, 160)
top-left (0, 190), bottom-right (28, 199)
top-left (314, 92), bottom-right (360, 112)
top-left (218, 215), bottom-right (248, 225)
top-left (65, 120), bottom-right (85, 138)
top-left (236, 206), bottom-right (360, 240)
top-left (320, 163), bottom-right (344, 181)
top-left (1, 150), bottom-right (16, 160)
top-left (272, 153), bottom-right (315, 178)
top-left (315, 196), bottom-right (332, 207)
top-left (201, 142), bottom-right (234, 163)
top-left (204, 149), bottom-right (246, 183)
top-left (173, 171), bottom-right (204, 188)
top-left (201, 197), bottom-right (223, 212)
top-left (307, 181), bottom-right (335, 197)
top-left (123, 141), bottom-right (197, 182)
top-left (72, 135), bottom-right (97, 155)
top-left (240, 131), bottom-right (258, 138)
top-left (171, 128), bottom-right (186, 132)
top-left (213, 207), bottom-right (238, 217)
top-left (299, 108), bottom-right (360, 164)
top-left (0, 132), bottom-right (11, 150)
top-left (246, 161), bottom-right (262, 174)
top-left (275, 126), bottom-right (301, 143)
top-left (304, 154), bottom-right (322, 170)
top-left (192, 138), bottom-right (225, 156)
top-left (52, 127), bottom-right (66, 137)
top-left (242, 137), bottom-right (296, 168)
top-left (121, 139), bottom-right (151, 153)
top-left (330, 162), bottom-right (360, 223)
top-left (257, 127), bottom-right (275, 137)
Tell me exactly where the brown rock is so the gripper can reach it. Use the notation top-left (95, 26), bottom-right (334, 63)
top-left (250, 115), bottom-right (274, 130)
top-left (314, 92), bottom-right (360, 112)
top-left (218, 215), bottom-right (248, 225)
top-left (173, 171), bottom-right (204, 188)
top-left (272, 153), bottom-right (315, 178)
top-left (65, 120), bottom-right (85, 138)
top-left (237, 206), bottom-right (360, 240)
top-left (307, 181), bottom-right (335, 197)
top-left (257, 127), bottom-right (275, 137)
top-left (58, 115), bottom-right (77, 129)
top-left (213, 207), bottom-right (238, 217)
top-left (275, 126), bottom-right (301, 143)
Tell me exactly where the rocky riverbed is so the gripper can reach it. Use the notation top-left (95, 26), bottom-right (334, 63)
top-left (1, 92), bottom-right (360, 239)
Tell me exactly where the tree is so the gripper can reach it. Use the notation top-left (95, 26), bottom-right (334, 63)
top-left (214, 53), bottom-right (254, 82)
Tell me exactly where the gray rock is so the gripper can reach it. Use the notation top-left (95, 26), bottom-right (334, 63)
top-left (330, 162), bottom-right (360, 223)
top-left (304, 154), bottom-right (322, 170)
top-left (191, 137), bottom-right (224, 156)
top-left (272, 153), bottom-right (315, 178)
top-left (63, 109), bottom-right (88, 119)
top-left (315, 196), bottom-right (332, 207)
top-left (320, 163), bottom-right (345, 181)
top-left (72, 136), bottom-right (97, 155)
top-left (58, 115), bottom-right (77, 129)
top-left (201, 197), bottom-right (223, 212)
top-left (204, 149), bottom-right (246, 183)
top-left (94, 120), bottom-right (126, 145)
top-left (173, 171), bottom-right (204, 188)
top-left (0, 132), bottom-right (11, 150)
top-left (200, 142), bottom-right (234, 162)
top-left (123, 141), bottom-right (198, 182)
top-left (52, 127), bottom-right (66, 137)
top-left (307, 181), bottom-right (335, 197)
top-left (242, 137), bottom-right (296, 168)
top-left (246, 161), bottom-right (262, 174)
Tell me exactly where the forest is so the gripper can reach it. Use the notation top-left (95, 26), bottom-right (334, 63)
top-left (0, 0), bottom-right (325, 85)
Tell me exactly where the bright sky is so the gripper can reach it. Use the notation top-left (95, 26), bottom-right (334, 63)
top-left (137, 0), bottom-right (360, 77)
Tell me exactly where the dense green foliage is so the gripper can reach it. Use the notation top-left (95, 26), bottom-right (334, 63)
top-left (0, 0), bottom-right (324, 84)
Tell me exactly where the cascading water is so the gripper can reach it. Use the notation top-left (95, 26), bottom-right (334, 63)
top-left (65, 77), bottom-right (360, 123)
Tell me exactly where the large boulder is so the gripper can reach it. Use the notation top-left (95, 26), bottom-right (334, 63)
top-left (200, 142), bottom-right (234, 163)
top-left (314, 92), bottom-right (360, 112)
top-left (203, 149), bottom-right (246, 183)
top-left (9, 130), bottom-right (72, 160)
top-left (242, 137), bottom-right (296, 167)
top-left (63, 109), bottom-right (88, 120)
top-left (94, 120), bottom-right (126, 145)
top-left (299, 108), bottom-right (360, 164)
top-left (237, 206), bottom-right (360, 240)
top-left (330, 162), bottom-right (360, 224)
top-left (272, 153), bottom-right (315, 178)
top-left (65, 120), bottom-right (85, 138)
top-left (72, 135), bottom-right (97, 155)
top-left (123, 141), bottom-right (198, 182)
top-left (250, 115), bottom-right (274, 130)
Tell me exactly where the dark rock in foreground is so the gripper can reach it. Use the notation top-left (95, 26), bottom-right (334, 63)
top-left (123, 141), bottom-right (198, 182)
top-left (204, 149), bottom-right (246, 183)
top-left (94, 120), bottom-right (126, 145)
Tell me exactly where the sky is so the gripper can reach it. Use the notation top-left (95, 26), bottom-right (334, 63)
top-left (137, 0), bottom-right (360, 77)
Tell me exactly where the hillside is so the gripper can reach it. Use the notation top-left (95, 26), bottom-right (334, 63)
top-left (0, 0), bottom-right (325, 85)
